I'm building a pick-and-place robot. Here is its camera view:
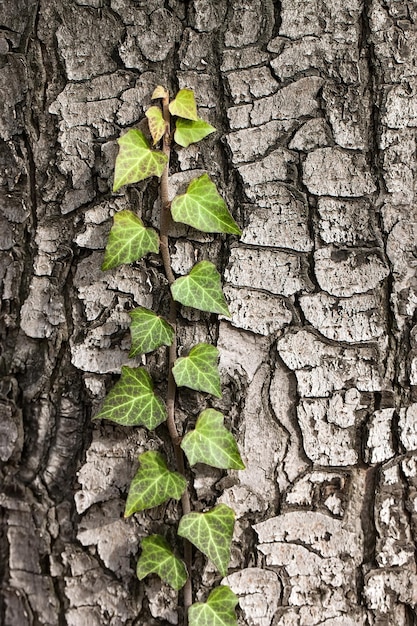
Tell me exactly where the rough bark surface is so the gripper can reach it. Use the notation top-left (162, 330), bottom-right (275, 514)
top-left (1, 0), bottom-right (417, 625)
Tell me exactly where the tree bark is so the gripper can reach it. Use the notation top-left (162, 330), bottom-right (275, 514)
top-left (1, 0), bottom-right (417, 624)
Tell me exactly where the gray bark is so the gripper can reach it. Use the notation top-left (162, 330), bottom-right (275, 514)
top-left (1, 0), bottom-right (417, 624)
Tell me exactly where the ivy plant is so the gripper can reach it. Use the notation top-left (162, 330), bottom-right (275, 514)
top-left (94, 86), bottom-right (244, 625)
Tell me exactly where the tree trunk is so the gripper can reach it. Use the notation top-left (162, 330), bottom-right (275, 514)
top-left (1, 0), bottom-right (417, 624)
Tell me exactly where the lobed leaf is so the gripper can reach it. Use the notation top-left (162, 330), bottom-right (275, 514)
top-left (151, 85), bottom-right (169, 100)
top-left (93, 366), bottom-right (166, 429)
top-left (125, 451), bottom-right (187, 515)
top-left (136, 535), bottom-right (188, 590)
top-left (145, 106), bottom-right (166, 144)
top-left (172, 344), bottom-right (221, 397)
top-left (178, 504), bottom-right (235, 576)
top-left (171, 174), bottom-right (241, 234)
top-left (169, 88), bottom-right (198, 121)
top-left (113, 129), bottom-right (168, 192)
top-left (181, 409), bottom-right (245, 469)
top-left (174, 118), bottom-right (216, 148)
top-left (102, 210), bottom-right (159, 270)
top-left (188, 586), bottom-right (239, 626)
top-left (129, 307), bottom-right (174, 357)
top-left (171, 261), bottom-right (230, 316)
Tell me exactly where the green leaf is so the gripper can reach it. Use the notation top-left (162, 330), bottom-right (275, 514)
top-left (125, 451), bottom-right (187, 515)
top-left (172, 344), bottom-right (221, 397)
top-left (151, 85), bottom-right (168, 100)
top-left (171, 174), bottom-right (241, 234)
top-left (188, 586), bottom-right (239, 626)
top-left (137, 535), bottom-right (187, 590)
top-left (178, 504), bottom-right (235, 576)
top-left (93, 366), bottom-right (166, 429)
top-left (129, 307), bottom-right (174, 357)
top-left (174, 119), bottom-right (216, 148)
top-left (169, 88), bottom-right (198, 121)
top-left (113, 129), bottom-right (168, 192)
top-left (102, 210), bottom-right (159, 270)
top-left (145, 106), bottom-right (165, 144)
top-left (171, 261), bottom-right (230, 316)
top-left (181, 409), bottom-right (245, 469)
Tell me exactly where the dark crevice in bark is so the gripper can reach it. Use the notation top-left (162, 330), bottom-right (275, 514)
top-left (270, 0), bottom-right (282, 41)
top-left (398, 460), bottom-right (417, 571)
top-left (359, 1), bottom-right (403, 415)
top-left (0, 505), bottom-right (8, 626)
top-left (359, 465), bottom-right (379, 587)
top-left (16, 134), bottom-right (38, 316)
top-left (404, 602), bottom-right (417, 626)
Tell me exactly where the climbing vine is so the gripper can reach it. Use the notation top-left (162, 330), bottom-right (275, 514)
top-left (94, 86), bottom-right (244, 625)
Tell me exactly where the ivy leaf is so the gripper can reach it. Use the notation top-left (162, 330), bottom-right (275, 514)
top-left (172, 344), bottom-right (221, 397)
top-left (181, 409), bottom-right (245, 470)
top-left (174, 119), bottom-right (216, 148)
top-left (102, 210), bottom-right (159, 270)
top-left (145, 106), bottom-right (166, 144)
top-left (188, 586), bottom-right (239, 626)
top-left (178, 504), bottom-right (235, 576)
top-left (169, 88), bottom-right (198, 121)
top-left (125, 451), bottom-right (187, 516)
top-left (93, 366), bottom-right (166, 429)
top-left (171, 174), bottom-right (241, 234)
top-left (151, 85), bottom-right (168, 100)
top-left (113, 129), bottom-right (168, 192)
top-left (129, 307), bottom-right (174, 357)
top-left (136, 535), bottom-right (188, 591)
top-left (171, 261), bottom-right (230, 316)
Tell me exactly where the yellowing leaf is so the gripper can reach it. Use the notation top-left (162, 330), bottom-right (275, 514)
top-left (151, 85), bottom-right (169, 100)
top-left (113, 129), bottom-right (168, 192)
top-left (169, 88), bottom-right (198, 121)
top-left (174, 118), bottom-right (216, 148)
top-left (145, 106), bottom-right (166, 144)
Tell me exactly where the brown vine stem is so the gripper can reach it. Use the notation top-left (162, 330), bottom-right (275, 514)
top-left (159, 91), bottom-right (193, 623)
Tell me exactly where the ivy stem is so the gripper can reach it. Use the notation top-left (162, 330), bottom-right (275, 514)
top-left (159, 92), bottom-right (193, 623)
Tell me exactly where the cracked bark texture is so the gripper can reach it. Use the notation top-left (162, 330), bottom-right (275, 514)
top-left (1, 0), bottom-right (417, 624)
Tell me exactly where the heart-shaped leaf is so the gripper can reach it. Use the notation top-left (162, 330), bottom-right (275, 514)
top-left (93, 366), bottom-right (166, 429)
top-left (178, 504), bottom-right (235, 576)
top-left (137, 535), bottom-right (187, 591)
top-left (171, 174), bottom-right (241, 234)
top-left (181, 409), bottom-right (245, 469)
top-left (113, 129), bottom-right (168, 192)
top-left (151, 85), bottom-right (168, 100)
top-left (125, 451), bottom-right (187, 515)
top-left (174, 119), bottom-right (216, 148)
top-left (102, 210), bottom-right (159, 270)
top-left (169, 88), bottom-right (198, 121)
top-left (129, 307), bottom-right (174, 357)
top-left (172, 344), bottom-right (221, 397)
top-left (188, 586), bottom-right (239, 626)
top-left (145, 106), bottom-right (166, 144)
top-left (171, 261), bottom-right (230, 316)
